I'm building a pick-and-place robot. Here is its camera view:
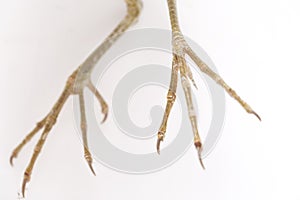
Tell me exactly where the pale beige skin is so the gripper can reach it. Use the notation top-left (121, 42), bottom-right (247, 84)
top-left (157, 0), bottom-right (261, 168)
top-left (10, 0), bottom-right (260, 197)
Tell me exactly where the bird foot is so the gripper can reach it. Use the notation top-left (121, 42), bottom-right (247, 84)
top-left (11, 69), bottom-right (108, 197)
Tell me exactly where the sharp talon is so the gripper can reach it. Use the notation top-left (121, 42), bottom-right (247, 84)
top-left (199, 156), bottom-right (206, 170)
top-left (156, 131), bottom-right (165, 154)
top-left (84, 151), bottom-right (96, 175)
top-left (252, 111), bottom-right (261, 121)
top-left (156, 139), bottom-right (162, 155)
top-left (10, 154), bottom-right (16, 167)
top-left (101, 112), bottom-right (108, 124)
top-left (196, 146), bottom-right (206, 170)
top-left (21, 179), bottom-right (27, 198)
top-left (88, 162), bottom-right (96, 176)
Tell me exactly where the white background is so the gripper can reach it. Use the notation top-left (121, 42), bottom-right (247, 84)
top-left (0, 0), bottom-right (299, 199)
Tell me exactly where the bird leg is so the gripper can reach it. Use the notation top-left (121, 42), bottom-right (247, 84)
top-left (157, 0), bottom-right (260, 167)
top-left (11, 0), bottom-right (142, 197)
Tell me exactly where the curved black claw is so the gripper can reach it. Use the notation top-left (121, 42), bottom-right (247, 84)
top-left (251, 111), bottom-right (261, 121)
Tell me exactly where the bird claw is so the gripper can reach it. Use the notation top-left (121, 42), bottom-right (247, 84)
top-left (21, 174), bottom-right (30, 198)
top-left (88, 162), bottom-right (96, 176)
top-left (196, 146), bottom-right (205, 170)
top-left (101, 108), bottom-right (108, 124)
top-left (251, 111), bottom-right (261, 121)
top-left (156, 131), bottom-right (165, 154)
top-left (156, 139), bottom-right (162, 155)
top-left (87, 82), bottom-right (109, 124)
top-left (10, 152), bottom-right (17, 167)
top-left (21, 180), bottom-right (27, 198)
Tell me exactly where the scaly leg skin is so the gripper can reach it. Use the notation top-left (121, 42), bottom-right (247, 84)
top-left (156, 55), bottom-right (179, 154)
top-left (10, 0), bottom-right (142, 197)
top-left (157, 0), bottom-right (261, 168)
top-left (79, 91), bottom-right (96, 175)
